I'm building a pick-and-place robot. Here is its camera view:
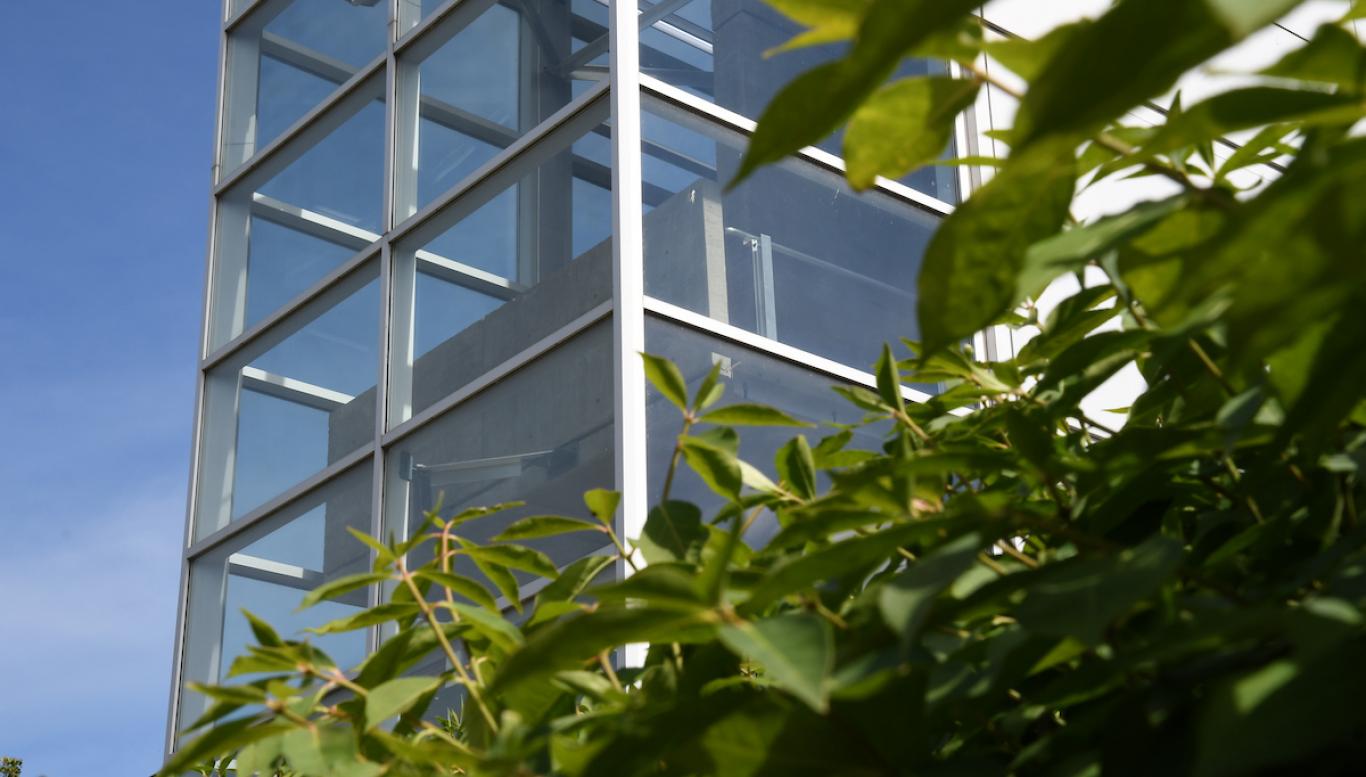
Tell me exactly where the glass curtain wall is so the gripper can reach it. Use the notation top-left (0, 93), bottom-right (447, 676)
top-left (171, 0), bottom-right (963, 758)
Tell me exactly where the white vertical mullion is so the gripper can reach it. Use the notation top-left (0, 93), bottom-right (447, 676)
top-left (609, 0), bottom-right (647, 581)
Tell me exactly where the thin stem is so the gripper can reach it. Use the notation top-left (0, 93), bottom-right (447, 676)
top-left (598, 652), bottom-right (624, 694)
top-left (396, 559), bottom-right (499, 733)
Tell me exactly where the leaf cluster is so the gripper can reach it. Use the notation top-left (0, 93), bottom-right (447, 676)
top-left (167, 1), bottom-right (1366, 775)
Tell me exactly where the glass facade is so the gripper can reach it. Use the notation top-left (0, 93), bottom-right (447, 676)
top-left (170, 0), bottom-right (961, 756)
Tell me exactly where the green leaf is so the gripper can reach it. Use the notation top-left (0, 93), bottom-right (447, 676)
top-left (365, 677), bottom-right (444, 730)
top-left (1018, 196), bottom-right (1187, 301)
top-left (494, 515), bottom-right (605, 541)
top-left (1013, 0), bottom-right (1301, 149)
top-left (1262, 23), bottom-right (1366, 91)
top-left (447, 601), bottom-right (525, 651)
top-left (776, 436), bottom-right (818, 501)
top-left (163, 719), bottom-right (293, 775)
top-left (681, 435), bottom-right (744, 501)
top-left (414, 569), bottom-right (499, 611)
top-left (538, 554), bottom-right (615, 603)
top-left (589, 563), bottom-right (708, 610)
top-left (719, 612), bottom-right (834, 712)
top-left (642, 352), bottom-right (689, 411)
top-left (693, 360), bottom-right (726, 411)
top-left (492, 607), bottom-right (716, 702)
top-left (307, 603), bottom-right (422, 635)
top-left (345, 527), bottom-right (395, 565)
top-left (878, 532), bottom-right (985, 645)
top-left (983, 22), bottom-right (1084, 82)
top-left (462, 543), bottom-right (559, 579)
top-left (584, 489), bottom-right (621, 528)
top-left (918, 137), bottom-right (1077, 352)
top-left (300, 572), bottom-right (389, 610)
top-left (637, 500), bottom-right (708, 564)
top-left (874, 343), bottom-right (905, 412)
top-left (700, 403), bottom-right (813, 427)
top-left (742, 518), bottom-right (979, 615)
top-left (842, 76), bottom-right (980, 189)
top-left (1143, 87), bottom-right (1365, 157)
top-left (470, 550), bottom-right (522, 612)
top-left (1014, 535), bottom-right (1183, 644)
top-left (242, 609), bottom-right (283, 647)
top-left (765, 0), bottom-right (871, 54)
top-left (733, 0), bottom-right (983, 186)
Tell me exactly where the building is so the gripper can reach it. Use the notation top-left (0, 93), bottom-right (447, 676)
top-left (165, 0), bottom-right (1334, 758)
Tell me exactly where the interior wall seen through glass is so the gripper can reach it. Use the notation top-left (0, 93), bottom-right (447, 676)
top-left (211, 87), bottom-right (384, 349)
top-left (384, 322), bottom-right (615, 599)
top-left (640, 102), bottom-right (939, 378)
top-left (394, 0), bottom-right (610, 223)
top-left (388, 104), bottom-right (613, 426)
top-left (222, 0), bottom-right (388, 174)
top-left (637, 0), bottom-right (959, 201)
top-left (178, 464), bottom-right (372, 731)
top-left (196, 265), bottom-right (379, 542)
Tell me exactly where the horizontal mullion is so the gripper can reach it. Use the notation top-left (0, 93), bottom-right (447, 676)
top-left (186, 445), bottom-right (375, 561)
top-left (381, 299), bottom-right (613, 449)
top-left (214, 55), bottom-right (386, 196)
top-left (638, 75), bottom-right (956, 219)
top-left (643, 296), bottom-right (934, 405)
top-left (386, 80), bottom-right (610, 250)
top-left (201, 247), bottom-right (379, 373)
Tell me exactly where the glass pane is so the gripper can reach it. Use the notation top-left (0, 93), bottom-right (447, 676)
top-left (384, 322), bottom-right (615, 597)
top-left (394, 0), bottom-right (609, 221)
top-left (210, 80), bottom-right (385, 349)
top-left (641, 102), bottom-right (940, 376)
top-left (645, 319), bottom-right (887, 547)
top-left (222, 0), bottom-right (388, 174)
top-left (637, 0), bottom-right (959, 201)
top-left (196, 264), bottom-right (380, 541)
top-left (179, 465), bottom-right (373, 731)
top-left (388, 102), bottom-right (612, 425)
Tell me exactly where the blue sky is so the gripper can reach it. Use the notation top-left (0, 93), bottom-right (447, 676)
top-left (0, 2), bottom-right (219, 774)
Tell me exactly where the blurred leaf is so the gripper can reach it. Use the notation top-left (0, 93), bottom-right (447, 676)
top-left (300, 573), bottom-right (390, 610)
top-left (918, 137), bottom-right (1077, 352)
top-left (765, 0), bottom-right (870, 54)
top-left (366, 677), bottom-right (444, 731)
top-left (843, 76), bottom-right (980, 189)
top-left (639, 500), bottom-right (708, 564)
top-left (681, 435), bottom-right (745, 501)
top-left (642, 352), bottom-right (689, 411)
top-left (1013, 0), bottom-right (1301, 148)
top-left (1263, 22), bottom-right (1366, 91)
top-left (308, 603), bottom-right (422, 635)
top-left (733, 0), bottom-right (983, 185)
top-left (776, 436), bottom-right (818, 501)
top-left (719, 613), bottom-right (834, 712)
top-left (462, 543), bottom-right (559, 579)
top-left (414, 569), bottom-right (499, 612)
top-left (1014, 535), bottom-right (1183, 643)
top-left (701, 403), bottom-right (813, 427)
top-left (494, 515), bottom-right (605, 541)
top-left (879, 532), bottom-right (984, 645)
top-left (584, 489), bottom-right (621, 528)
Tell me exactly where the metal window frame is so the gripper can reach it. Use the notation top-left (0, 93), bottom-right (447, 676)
top-left (168, 0), bottom-right (988, 759)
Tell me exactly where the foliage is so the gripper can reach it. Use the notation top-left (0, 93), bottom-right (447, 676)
top-left (0, 758), bottom-right (20, 777)
top-left (167, 0), bottom-right (1366, 774)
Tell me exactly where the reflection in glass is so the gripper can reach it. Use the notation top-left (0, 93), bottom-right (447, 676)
top-left (394, 0), bottom-right (609, 221)
top-left (645, 319), bottom-right (886, 547)
top-left (222, 0), bottom-right (388, 174)
top-left (210, 81), bottom-right (385, 349)
top-left (633, 0), bottom-right (959, 201)
top-left (640, 102), bottom-right (940, 376)
top-left (388, 102), bottom-right (612, 425)
top-left (197, 265), bottom-right (379, 541)
top-left (179, 466), bottom-right (372, 731)
top-left (385, 323), bottom-right (615, 596)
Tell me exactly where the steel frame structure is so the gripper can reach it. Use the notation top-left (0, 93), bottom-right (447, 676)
top-left (164, 0), bottom-right (987, 758)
